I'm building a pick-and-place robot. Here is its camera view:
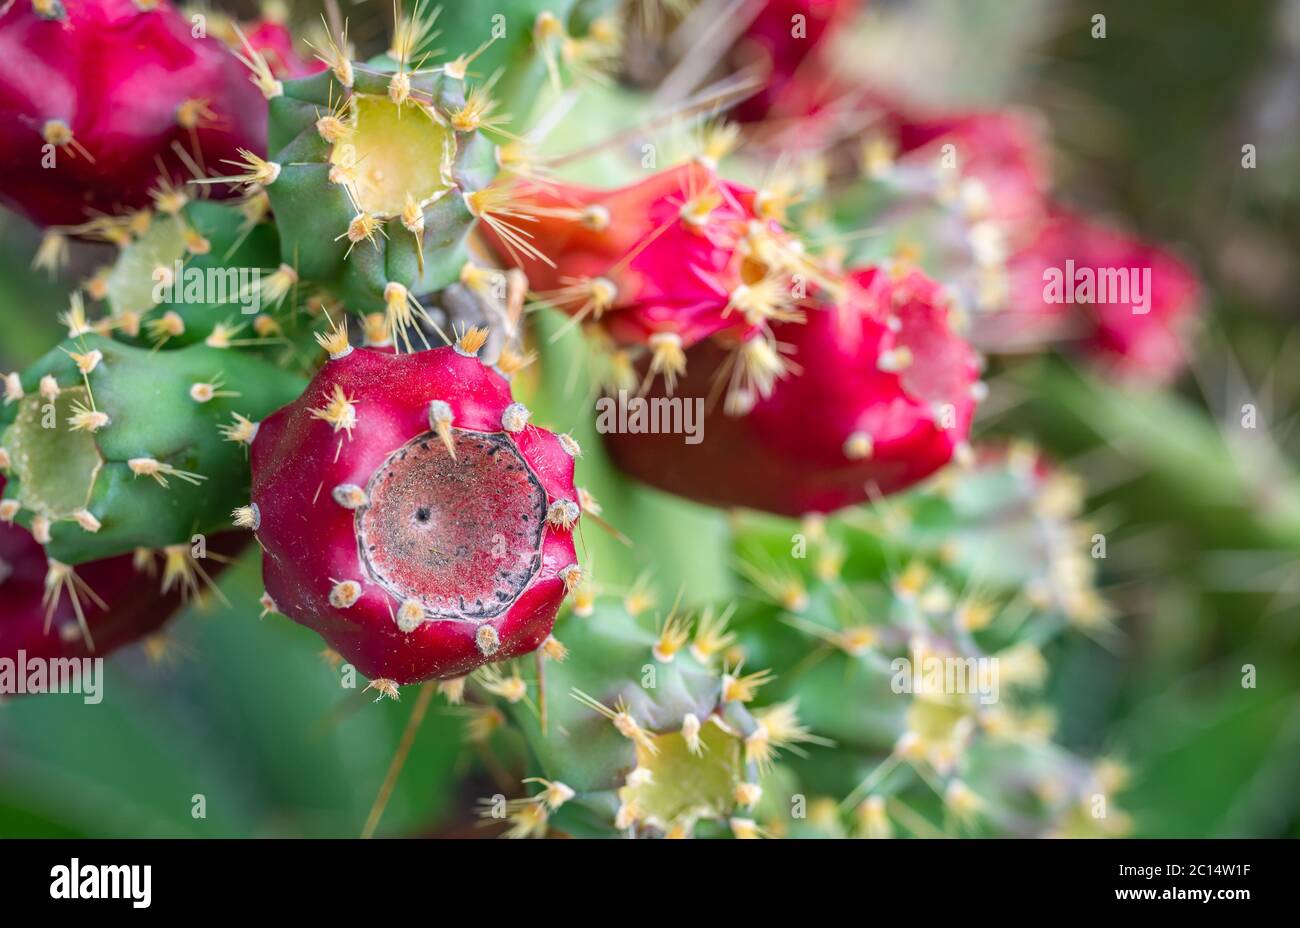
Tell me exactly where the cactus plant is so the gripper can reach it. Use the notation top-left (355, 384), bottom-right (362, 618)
top-left (0, 0), bottom-right (267, 228)
top-left (96, 198), bottom-right (288, 348)
top-left (0, 0), bottom-right (1273, 849)
top-left (244, 328), bottom-right (581, 692)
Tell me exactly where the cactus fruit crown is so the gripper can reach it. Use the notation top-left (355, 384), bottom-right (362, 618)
top-left (0, 0), bottom-right (268, 227)
top-left (247, 327), bottom-right (582, 688)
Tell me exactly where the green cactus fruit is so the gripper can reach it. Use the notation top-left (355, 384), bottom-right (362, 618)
top-left (0, 334), bottom-right (305, 566)
top-left (468, 597), bottom-right (825, 838)
top-left (719, 445), bottom-right (1128, 837)
top-left (258, 32), bottom-right (501, 326)
top-left (99, 198), bottom-right (290, 351)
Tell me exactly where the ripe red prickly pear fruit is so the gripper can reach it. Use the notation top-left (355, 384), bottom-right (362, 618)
top-left (889, 108), bottom-right (1053, 229)
top-left (1, 475), bottom-right (245, 665)
top-left (995, 209), bottom-right (1200, 383)
top-left (239, 16), bottom-right (326, 80)
top-left (0, 0), bottom-right (268, 227)
top-left (730, 0), bottom-right (862, 123)
top-left (484, 163), bottom-right (803, 353)
top-left (248, 342), bottom-right (582, 685)
top-left (603, 265), bottom-right (981, 516)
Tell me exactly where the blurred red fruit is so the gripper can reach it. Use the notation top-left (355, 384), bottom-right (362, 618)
top-left (241, 17), bottom-right (326, 80)
top-left (995, 210), bottom-right (1201, 382)
top-left (731, 0), bottom-right (863, 123)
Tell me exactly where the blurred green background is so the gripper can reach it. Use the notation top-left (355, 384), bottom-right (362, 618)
top-left (1, 0), bottom-right (1297, 837)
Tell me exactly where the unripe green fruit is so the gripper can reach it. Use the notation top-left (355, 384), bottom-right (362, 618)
top-left (264, 64), bottom-right (497, 313)
top-left (104, 199), bottom-right (286, 350)
top-left (473, 598), bottom-right (815, 838)
top-left (0, 335), bottom-right (305, 564)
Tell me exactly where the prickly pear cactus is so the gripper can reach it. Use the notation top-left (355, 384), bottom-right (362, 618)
top-left (0, 0), bottom-right (1255, 846)
top-left (243, 326), bottom-right (581, 692)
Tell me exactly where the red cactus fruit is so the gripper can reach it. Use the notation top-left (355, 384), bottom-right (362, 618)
top-left (247, 331), bottom-right (582, 688)
top-left (888, 108), bottom-right (1052, 230)
top-left (991, 209), bottom-right (1200, 382)
top-left (1, 475), bottom-right (244, 666)
top-left (0, 0), bottom-right (269, 228)
top-left (485, 162), bottom-right (817, 397)
top-left (603, 264), bottom-right (981, 516)
top-left (240, 16), bottom-right (326, 80)
top-left (730, 0), bottom-right (862, 123)
top-left (743, 75), bottom-right (1051, 233)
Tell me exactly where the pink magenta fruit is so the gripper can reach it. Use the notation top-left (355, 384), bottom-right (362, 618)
top-left (730, 0), bottom-right (862, 123)
top-left (484, 162), bottom-right (815, 394)
top-left (1, 475), bottom-right (245, 665)
top-left (1002, 209), bottom-right (1201, 382)
top-left (0, 0), bottom-right (268, 227)
top-left (248, 338), bottom-right (582, 686)
top-left (603, 264), bottom-right (981, 516)
top-left (486, 161), bottom-right (800, 345)
top-left (239, 16), bottom-right (326, 80)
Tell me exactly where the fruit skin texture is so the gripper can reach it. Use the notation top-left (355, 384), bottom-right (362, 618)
top-left (0, 475), bottom-right (243, 665)
top-left (249, 346), bottom-right (580, 684)
top-left (603, 265), bottom-right (980, 516)
top-left (1003, 210), bottom-right (1201, 383)
top-left (0, 0), bottom-right (268, 227)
